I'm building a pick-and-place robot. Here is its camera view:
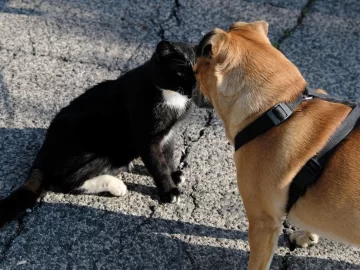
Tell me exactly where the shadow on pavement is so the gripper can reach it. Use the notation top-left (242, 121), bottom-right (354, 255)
top-left (0, 73), bottom-right (15, 126)
top-left (0, 0), bottom-right (42, 15)
top-left (0, 202), bottom-right (358, 269)
top-left (0, 128), bottom-right (45, 196)
top-left (0, 129), bottom-right (358, 269)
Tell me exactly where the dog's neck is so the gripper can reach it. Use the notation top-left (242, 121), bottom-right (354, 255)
top-left (216, 70), bottom-right (307, 144)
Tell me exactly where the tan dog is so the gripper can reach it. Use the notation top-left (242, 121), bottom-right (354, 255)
top-left (193, 21), bottom-right (360, 269)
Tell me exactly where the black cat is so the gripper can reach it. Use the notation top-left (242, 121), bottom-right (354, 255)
top-left (0, 40), bottom-right (197, 228)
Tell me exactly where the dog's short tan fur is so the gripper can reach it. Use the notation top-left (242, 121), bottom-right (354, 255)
top-left (194, 21), bottom-right (360, 269)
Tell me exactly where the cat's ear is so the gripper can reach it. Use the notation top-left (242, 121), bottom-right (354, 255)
top-left (156, 40), bottom-right (177, 58)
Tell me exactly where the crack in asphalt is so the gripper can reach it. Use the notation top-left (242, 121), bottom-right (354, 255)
top-left (133, 204), bottom-right (156, 232)
top-left (34, 0), bottom-right (46, 11)
top-left (275, 0), bottom-right (316, 50)
top-left (28, 30), bottom-right (36, 56)
top-left (156, 0), bottom-right (182, 40)
top-left (178, 110), bottom-right (214, 218)
top-left (1, 7), bottom-right (162, 73)
top-left (179, 110), bottom-right (213, 170)
top-left (1, 0), bottom-right (183, 71)
top-left (172, 0), bottom-right (181, 25)
top-left (189, 184), bottom-right (199, 219)
top-left (0, 45), bottom-right (123, 73)
top-left (177, 112), bottom-right (214, 267)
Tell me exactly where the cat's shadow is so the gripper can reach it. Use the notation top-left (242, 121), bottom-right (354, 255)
top-left (125, 182), bottom-right (157, 198)
top-left (121, 163), bottom-right (159, 198)
top-left (131, 164), bottom-right (150, 177)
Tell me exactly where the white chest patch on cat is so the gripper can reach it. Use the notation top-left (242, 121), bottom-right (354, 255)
top-left (162, 89), bottom-right (189, 110)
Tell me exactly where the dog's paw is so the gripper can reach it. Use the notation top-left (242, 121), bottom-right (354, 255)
top-left (171, 170), bottom-right (186, 186)
top-left (159, 187), bottom-right (181, 204)
top-left (289, 231), bottom-right (319, 249)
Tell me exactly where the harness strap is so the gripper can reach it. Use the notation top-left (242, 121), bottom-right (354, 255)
top-left (286, 103), bottom-right (360, 212)
top-left (234, 94), bottom-right (308, 151)
top-left (233, 88), bottom-right (360, 213)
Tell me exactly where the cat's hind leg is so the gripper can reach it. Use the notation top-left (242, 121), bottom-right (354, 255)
top-left (76, 174), bottom-right (127, 196)
top-left (53, 154), bottom-right (131, 196)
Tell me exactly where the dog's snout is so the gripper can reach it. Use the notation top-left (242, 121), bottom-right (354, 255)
top-left (192, 86), bottom-right (213, 109)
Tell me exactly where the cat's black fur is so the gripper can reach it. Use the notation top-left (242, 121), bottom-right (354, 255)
top-left (0, 41), bottom-right (196, 228)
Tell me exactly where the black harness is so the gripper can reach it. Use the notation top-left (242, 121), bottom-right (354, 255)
top-left (234, 90), bottom-right (360, 213)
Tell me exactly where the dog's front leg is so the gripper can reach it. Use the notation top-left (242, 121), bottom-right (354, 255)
top-left (139, 143), bottom-right (180, 203)
top-left (247, 212), bottom-right (282, 270)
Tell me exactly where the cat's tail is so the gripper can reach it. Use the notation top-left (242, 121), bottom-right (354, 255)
top-left (0, 169), bottom-right (45, 228)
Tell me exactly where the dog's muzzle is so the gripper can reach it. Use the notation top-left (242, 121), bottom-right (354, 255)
top-left (192, 87), bottom-right (213, 109)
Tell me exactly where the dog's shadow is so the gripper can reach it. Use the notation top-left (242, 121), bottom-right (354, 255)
top-left (0, 203), bottom-right (358, 270)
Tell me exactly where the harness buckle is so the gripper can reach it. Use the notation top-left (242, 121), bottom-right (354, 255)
top-left (303, 96), bottom-right (314, 101)
top-left (266, 103), bottom-right (293, 126)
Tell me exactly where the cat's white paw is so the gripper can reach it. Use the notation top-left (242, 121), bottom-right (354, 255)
top-left (109, 179), bottom-right (128, 196)
top-left (79, 175), bottom-right (127, 196)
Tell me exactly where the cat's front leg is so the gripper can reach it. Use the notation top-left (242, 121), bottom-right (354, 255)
top-left (139, 143), bottom-right (180, 203)
top-left (161, 137), bottom-right (185, 186)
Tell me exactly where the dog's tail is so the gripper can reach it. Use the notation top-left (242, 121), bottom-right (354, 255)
top-left (0, 169), bottom-right (45, 228)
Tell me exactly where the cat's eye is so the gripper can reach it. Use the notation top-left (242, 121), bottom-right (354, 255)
top-left (176, 71), bottom-right (184, 77)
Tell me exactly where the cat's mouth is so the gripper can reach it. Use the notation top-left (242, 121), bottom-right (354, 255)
top-left (192, 86), bottom-right (213, 109)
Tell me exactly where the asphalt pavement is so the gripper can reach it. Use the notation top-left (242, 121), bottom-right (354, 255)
top-left (0, 0), bottom-right (359, 269)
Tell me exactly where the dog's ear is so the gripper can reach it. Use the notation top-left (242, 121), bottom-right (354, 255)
top-left (196, 29), bottom-right (228, 60)
top-left (229, 20), bottom-right (269, 39)
top-left (156, 40), bottom-right (178, 58)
